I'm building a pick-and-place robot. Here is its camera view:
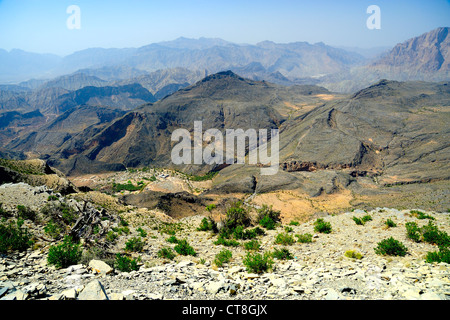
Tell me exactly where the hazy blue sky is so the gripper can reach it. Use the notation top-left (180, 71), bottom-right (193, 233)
top-left (0, 0), bottom-right (449, 56)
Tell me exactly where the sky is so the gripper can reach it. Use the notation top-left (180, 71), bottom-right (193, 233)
top-left (0, 0), bottom-right (449, 56)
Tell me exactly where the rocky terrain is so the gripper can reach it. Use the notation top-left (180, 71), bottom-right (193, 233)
top-left (0, 168), bottom-right (448, 300)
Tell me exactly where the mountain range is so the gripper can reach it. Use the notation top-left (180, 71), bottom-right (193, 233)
top-left (0, 27), bottom-right (448, 209)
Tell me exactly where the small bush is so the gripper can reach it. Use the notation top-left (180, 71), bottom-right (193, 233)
top-left (0, 220), bottom-right (33, 253)
top-left (344, 250), bottom-right (363, 259)
top-left (44, 220), bottom-right (61, 239)
top-left (425, 247), bottom-right (450, 264)
top-left (411, 210), bottom-right (435, 220)
top-left (214, 249), bottom-right (232, 267)
top-left (296, 233), bottom-right (313, 243)
top-left (272, 248), bottom-right (293, 260)
top-left (115, 253), bottom-right (139, 272)
top-left (136, 227), bottom-right (147, 237)
top-left (243, 252), bottom-right (274, 274)
top-left (385, 219), bottom-right (397, 228)
top-left (205, 204), bottom-right (216, 212)
top-left (157, 247), bottom-right (176, 260)
top-left (374, 237), bottom-right (408, 257)
top-left (421, 221), bottom-right (450, 248)
top-left (289, 221), bottom-right (299, 226)
top-left (47, 236), bottom-right (82, 269)
top-left (406, 222), bottom-right (422, 242)
top-left (166, 235), bottom-right (179, 244)
top-left (47, 195), bottom-right (59, 201)
top-left (197, 217), bottom-right (217, 232)
top-left (352, 216), bottom-right (364, 225)
top-left (105, 230), bottom-right (118, 243)
top-left (17, 205), bottom-right (37, 222)
top-left (213, 235), bottom-right (240, 247)
top-left (222, 202), bottom-right (251, 233)
top-left (284, 226), bottom-right (293, 233)
top-left (257, 205), bottom-right (281, 230)
top-left (362, 215), bottom-right (373, 223)
top-left (174, 239), bottom-right (197, 256)
top-left (125, 237), bottom-right (145, 252)
top-left (244, 239), bottom-right (261, 251)
top-left (314, 218), bottom-right (332, 234)
top-left (274, 233), bottom-right (295, 245)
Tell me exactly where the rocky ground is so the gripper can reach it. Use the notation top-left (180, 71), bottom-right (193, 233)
top-left (0, 180), bottom-right (449, 300)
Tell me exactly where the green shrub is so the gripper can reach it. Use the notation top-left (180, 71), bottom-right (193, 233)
top-left (257, 205), bottom-right (281, 230)
top-left (362, 215), bottom-right (373, 223)
top-left (157, 247), bottom-right (176, 260)
top-left (166, 235), bottom-right (179, 244)
top-left (214, 249), bottom-right (232, 267)
top-left (411, 210), bottom-right (435, 220)
top-left (47, 236), bottom-right (82, 269)
top-left (0, 220), bottom-right (33, 253)
top-left (314, 218), bottom-right (332, 234)
top-left (222, 202), bottom-right (251, 234)
top-left (352, 216), bottom-right (364, 225)
top-left (115, 253), bottom-right (139, 272)
top-left (125, 237), bottom-right (145, 252)
top-left (406, 222), bottom-right (422, 242)
top-left (275, 232), bottom-right (295, 245)
top-left (113, 182), bottom-right (142, 192)
top-left (425, 247), bottom-right (450, 264)
top-left (47, 195), bottom-right (59, 201)
top-left (272, 248), bottom-right (293, 260)
top-left (344, 250), bottom-right (363, 259)
top-left (213, 235), bottom-right (240, 247)
top-left (174, 239), bottom-right (197, 256)
top-left (289, 221), bottom-right (299, 226)
top-left (205, 204), bottom-right (216, 212)
top-left (244, 239), bottom-right (261, 251)
top-left (385, 219), bottom-right (397, 228)
top-left (197, 217), bottom-right (217, 232)
top-left (296, 233), bottom-right (313, 243)
top-left (17, 205), bottom-right (37, 222)
top-left (106, 230), bottom-right (118, 243)
top-left (421, 221), bottom-right (450, 248)
top-left (374, 237), bottom-right (408, 256)
top-left (243, 252), bottom-right (274, 274)
top-left (284, 226), bottom-right (293, 233)
top-left (44, 220), bottom-right (61, 239)
top-left (136, 227), bottom-right (147, 237)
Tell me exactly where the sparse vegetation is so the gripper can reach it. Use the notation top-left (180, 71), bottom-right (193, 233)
top-left (0, 219), bottom-right (33, 253)
top-left (214, 249), bottom-right (232, 267)
top-left (296, 233), bottom-right (313, 243)
top-left (47, 236), bottom-right (82, 269)
top-left (385, 219), bottom-right (397, 228)
top-left (114, 253), bottom-right (139, 272)
top-left (125, 236), bottom-right (145, 252)
top-left (345, 250), bottom-right (363, 259)
top-left (174, 239), bottom-right (197, 256)
top-left (257, 204), bottom-right (281, 230)
top-left (243, 252), bottom-right (274, 274)
top-left (157, 247), bottom-right (176, 260)
top-left (274, 232), bottom-right (295, 245)
top-left (314, 218), bottom-right (332, 234)
top-left (272, 247), bottom-right (293, 260)
top-left (374, 237), bottom-right (408, 257)
top-left (244, 239), bottom-right (261, 251)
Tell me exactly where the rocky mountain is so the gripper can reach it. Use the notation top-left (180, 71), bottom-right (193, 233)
top-left (322, 27), bottom-right (450, 93)
top-left (24, 71), bottom-right (329, 176)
